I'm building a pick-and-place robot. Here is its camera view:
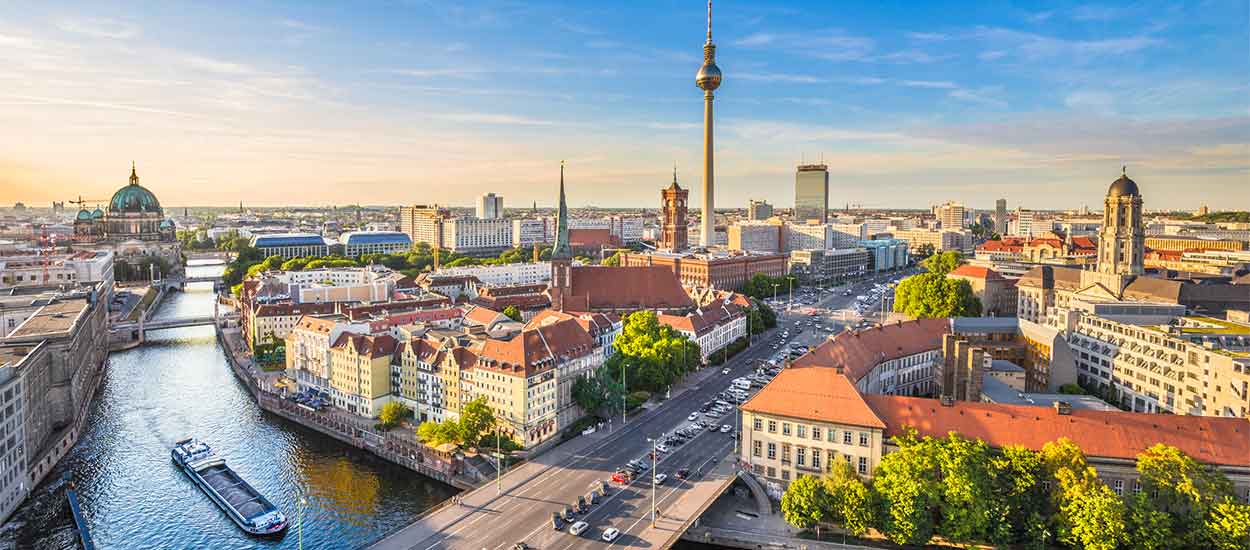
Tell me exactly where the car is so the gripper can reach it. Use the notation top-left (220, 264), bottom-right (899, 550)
top-left (721, 367), bottom-right (731, 374)
top-left (611, 472), bottom-right (631, 484)
top-left (656, 444), bottom-right (670, 453)
top-left (675, 468), bottom-right (690, 480)
top-left (514, 544), bottom-right (528, 550)
top-left (602, 527), bottom-right (620, 542)
top-left (687, 412), bottom-right (700, 421)
top-left (552, 512), bottom-right (565, 530)
top-left (654, 473), bottom-right (668, 484)
top-left (721, 424), bottom-right (732, 433)
top-left (569, 521), bottom-right (589, 536)
top-left (563, 507), bottom-right (576, 521)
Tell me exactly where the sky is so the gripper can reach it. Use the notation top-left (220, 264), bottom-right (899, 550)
top-left (1, 0), bottom-right (1247, 211)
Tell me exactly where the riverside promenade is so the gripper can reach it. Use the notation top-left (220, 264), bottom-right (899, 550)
top-left (213, 319), bottom-right (479, 490)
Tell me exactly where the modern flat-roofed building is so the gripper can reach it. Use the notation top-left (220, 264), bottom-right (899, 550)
top-left (858, 238), bottom-right (909, 272)
top-left (340, 231), bottom-right (412, 256)
top-left (477, 193), bottom-right (504, 220)
top-left (251, 233), bottom-right (330, 259)
top-left (747, 199), bottom-right (774, 221)
top-left (620, 250), bottom-right (787, 291)
top-left (935, 201), bottom-right (966, 229)
top-left (794, 164), bottom-right (829, 224)
top-left (727, 222), bottom-right (782, 253)
top-left (789, 248), bottom-right (871, 285)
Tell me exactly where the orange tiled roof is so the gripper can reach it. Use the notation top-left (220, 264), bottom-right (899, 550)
top-left (791, 318), bottom-right (950, 382)
top-left (741, 367), bottom-right (885, 429)
top-left (331, 332), bottom-right (398, 358)
top-left (864, 394), bottom-right (1250, 467)
top-left (949, 264), bottom-right (1005, 281)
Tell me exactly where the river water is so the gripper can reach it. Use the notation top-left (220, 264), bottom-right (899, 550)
top-left (2, 261), bottom-right (456, 549)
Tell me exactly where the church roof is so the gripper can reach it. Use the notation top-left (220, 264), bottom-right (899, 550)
top-left (109, 165), bottom-right (162, 214)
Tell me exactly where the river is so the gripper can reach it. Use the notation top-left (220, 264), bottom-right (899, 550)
top-left (2, 260), bottom-right (457, 549)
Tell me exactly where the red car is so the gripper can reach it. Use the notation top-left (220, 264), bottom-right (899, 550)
top-left (611, 472), bottom-right (632, 484)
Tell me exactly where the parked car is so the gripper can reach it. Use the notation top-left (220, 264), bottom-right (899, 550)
top-left (601, 527), bottom-right (620, 542)
top-left (721, 367), bottom-right (731, 374)
top-left (676, 468), bottom-right (690, 480)
top-left (569, 521), bottom-right (589, 536)
top-left (687, 412), bottom-right (700, 421)
top-left (720, 424), bottom-right (732, 433)
top-left (654, 473), bottom-right (668, 484)
top-left (552, 512), bottom-right (565, 530)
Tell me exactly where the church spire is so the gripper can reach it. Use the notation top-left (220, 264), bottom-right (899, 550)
top-left (129, 161), bottom-right (139, 185)
top-left (552, 161), bottom-right (572, 259)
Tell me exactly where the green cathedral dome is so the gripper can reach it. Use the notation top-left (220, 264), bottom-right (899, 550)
top-left (109, 164), bottom-right (162, 214)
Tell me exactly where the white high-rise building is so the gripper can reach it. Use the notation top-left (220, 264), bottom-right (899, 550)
top-left (936, 201), bottom-right (966, 229)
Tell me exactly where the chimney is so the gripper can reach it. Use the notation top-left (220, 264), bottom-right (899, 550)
top-left (939, 395), bottom-right (955, 407)
top-left (1053, 401), bottom-right (1073, 415)
top-left (834, 365), bottom-right (844, 374)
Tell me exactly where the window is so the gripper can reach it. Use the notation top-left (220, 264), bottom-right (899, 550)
top-left (827, 429), bottom-right (836, 443)
top-left (782, 423), bottom-right (792, 436)
top-left (811, 427), bottom-right (821, 441)
top-left (768, 420), bottom-right (777, 433)
top-left (767, 466), bottom-right (776, 478)
top-left (1133, 481), bottom-right (1141, 495)
top-left (843, 431), bottom-right (852, 445)
top-left (753, 418), bottom-right (762, 431)
top-left (859, 432), bottom-right (869, 447)
top-left (796, 425), bottom-right (807, 439)
top-left (1113, 479), bottom-right (1123, 496)
top-left (811, 451), bottom-right (821, 471)
top-left (796, 447), bottom-right (806, 466)
top-left (767, 443), bottom-right (776, 460)
top-left (781, 470), bottom-right (790, 481)
top-left (857, 456), bottom-right (868, 474)
top-left (753, 440), bottom-right (762, 457)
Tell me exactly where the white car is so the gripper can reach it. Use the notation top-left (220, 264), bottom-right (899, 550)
top-left (721, 367), bottom-right (731, 374)
top-left (602, 527), bottom-right (620, 542)
top-left (687, 412), bottom-right (700, 421)
top-left (569, 521), bottom-right (589, 536)
top-left (656, 444), bottom-right (669, 453)
top-left (654, 473), bottom-right (668, 484)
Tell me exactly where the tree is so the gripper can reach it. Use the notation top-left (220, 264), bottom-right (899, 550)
top-left (823, 460), bottom-right (873, 536)
top-left (754, 300), bottom-right (777, 330)
top-left (915, 243), bottom-right (936, 259)
top-left (610, 311), bottom-right (702, 394)
top-left (1206, 499), bottom-right (1250, 550)
top-left (571, 371), bottom-right (611, 415)
top-left (935, 433), bottom-right (1001, 544)
top-left (377, 402), bottom-right (411, 429)
top-left (1136, 443), bottom-right (1236, 547)
top-left (921, 251), bottom-right (963, 275)
top-left (781, 475), bottom-right (831, 533)
top-left (502, 306), bottom-right (522, 322)
top-left (1042, 439), bottom-right (1126, 550)
top-left (1126, 492), bottom-right (1173, 550)
top-left (602, 251), bottom-right (622, 266)
top-left (989, 445), bottom-right (1048, 545)
top-left (458, 397), bottom-right (496, 445)
top-left (417, 420), bottom-right (460, 446)
top-left (893, 273), bottom-right (981, 318)
top-left (871, 431), bottom-right (942, 545)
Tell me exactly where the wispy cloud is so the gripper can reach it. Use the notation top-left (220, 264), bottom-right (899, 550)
top-left (553, 18), bottom-right (601, 36)
top-left (182, 55), bottom-right (255, 75)
top-left (646, 122), bottom-right (699, 130)
top-left (902, 80), bottom-right (957, 89)
top-left (971, 27), bottom-right (1161, 60)
top-left (949, 87), bottom-right (1007, 108)
top-left (0, 94), bottom-right (205, 118)
top-left (735, 29), bottom-right (875, 62)
top-left (436, 112), bottom-right (557, 126)
top-left (875, 50), bottom-right (954, 64)
top-left (738, 72), bottom-right (828, 84)
top-left (906, 32), bottom-right (949, 41)
top-left (734, 32), bottom-right (775, 46)
top-left (1070, 5), bottom-right (1129, 22)
top-left (275, 18), bottom-right (326, 32)
top-left (978, 50), bottom-right (1007, 61)
top-left (55, 17), bottom-right (139, 40)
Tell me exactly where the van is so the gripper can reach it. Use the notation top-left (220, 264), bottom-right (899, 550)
top-left (732, 380), bottom-right (750, 391)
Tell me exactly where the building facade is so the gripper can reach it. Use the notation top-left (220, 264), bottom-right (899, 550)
top-left (789, 248), bottom-right (871, 285)
top-left (727, 222), bottom-right (782, 253)
top-left (340, 231), bottom-right (413, 257)
top-left (250, 233), bottom-right (330, 259)
top-left (477, 193), bottom-right (504, 220)
top-left (660, 175), bottom-right (690, 251)
top-left (747, 200), bottom-right (774, 221)
top-left (794, 164), bottom-right (829, 224)
top-left (620, 251), bottom-right (788, 291)
top-left (858, 238), bottom-right (909, 272)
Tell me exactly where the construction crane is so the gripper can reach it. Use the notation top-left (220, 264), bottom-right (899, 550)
top-left (68, 195), bottom-right (105, 210)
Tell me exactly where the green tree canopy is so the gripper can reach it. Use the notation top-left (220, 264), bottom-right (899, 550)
top-left (781, 475), bottom-right (832, 531)
top-left (893, 272), bottom-right (981, 318)
top-left (458, 397), bottom-right (496, 444)
top-left (377, 402), bottom-right (411, 429)
top-left (921, 251), bottom-right (963, 275)
top-left (822, 460), bottom-right (874, 536)
top-left (502, 306), bottom-right (522, 322)
top-left (872, 431), bottom-right (942, 545)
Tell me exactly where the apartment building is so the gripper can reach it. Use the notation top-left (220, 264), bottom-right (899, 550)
top-left (440, 217), bottom-right (513, 255)
top-left (792, 319), bottom-right (950, 397)
top-left (0, 250), bottom-right (114, 290)
top-left (1060, 301), bottom-right (1250, 418)
top-left (892, 228), bottom-right (973, 255)
top-left (399, 204), bottom-right (449, 248)
top-left (657, 300), bottom-right (748, 363)
top-left (327, 333), bottom-right (398, 416)
top-left (858, 239), bottom-right (909, 272)
top-left (727, 222), bottom-right (782, 253)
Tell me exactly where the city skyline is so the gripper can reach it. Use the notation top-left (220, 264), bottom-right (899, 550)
top-left (2, 0), bottom-right (1247, 210)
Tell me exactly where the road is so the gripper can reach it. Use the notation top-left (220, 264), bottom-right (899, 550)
top-left (368, 269), bottom-right (917, 550)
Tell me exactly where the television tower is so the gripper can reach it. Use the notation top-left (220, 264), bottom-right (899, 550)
top-left (695, 0), bottom-right (722, 247)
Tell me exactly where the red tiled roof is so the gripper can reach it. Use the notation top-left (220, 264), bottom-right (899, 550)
top-left (565, 266), bottom-right (693, 311)
top-left (949, 264), bottom-right (1005, 281)
top-left (254, 302), bottom-right (336, 318)
top-left (463, 305), bottom-right (506, 327)
top-left (1070, 236), bottom-right (1097, 250)
top-left (330, 332), bottom-right (398, 358)
top-left (864, 395), bottom-right (1250, 467)
top-left (657, 302), bottom-right (744, 336)
top-left (977, 240), bottom-right (1024, 253)
top-left (525, 309), bottom-right (618, 337)
top-left (741, 368), bottom-right (885, 429)
top-left (569, 228), bottom-right (615, 248)
top-left (791, 318), bottom-right (950, 383)
top-left (477, 317), bottom-right (596, 377)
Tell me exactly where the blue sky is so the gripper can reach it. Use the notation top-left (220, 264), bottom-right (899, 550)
top-left (0, 0), bottom-right (1246, 210)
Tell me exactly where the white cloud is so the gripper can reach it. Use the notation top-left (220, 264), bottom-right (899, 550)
top-left (738, 72), bottom-right (828, 84)
top-left (978, 50), bottom-right (1007, 61)
top-left (55, 17), bottom-right (139, 40)
top-left (971, 27), bottom-right (1161, 60)
top-left (1064, 90), bottom-right (1116, 114)
top-left (949, 87), bottom-right (1007, 108)
top-left (734, 33), bottom-right (775, 46)
top-left (1070, 5), bottom-right (1128, 22)
top-left (902, 80), bottom-right (957, 89)
top-left (182, 55), bottom-right (255, 75)
top-left (906, 32), bottom-right (949, 41)
top-left (436, 112), bottom-right (556, 126)
top-left (275, 18), bottom-right (325, 32)
top-left (876, 50), bottom-right (954, 64)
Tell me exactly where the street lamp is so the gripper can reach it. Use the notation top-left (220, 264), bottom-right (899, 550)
top-left (298, 495), bottom-right (308, 550)
top-left (621, 362), bottom-right (627, 426)
top-left (771, 283), bottom-right (779, 303)
top-left (496, 424), bottom-right (502, 494)
top-left (648, 436), bottom-right (657, 527)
